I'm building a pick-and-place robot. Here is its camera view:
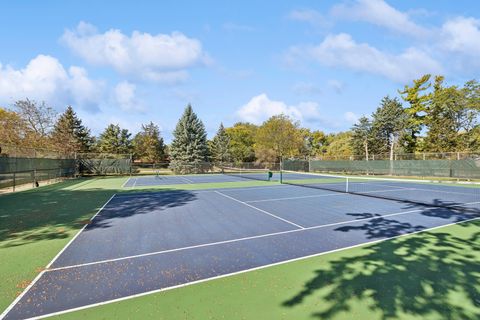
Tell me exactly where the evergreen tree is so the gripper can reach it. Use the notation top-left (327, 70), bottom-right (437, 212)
top-left (351, 116), bottom-right (373, 159)
top-left (51, 106), bottom-right (94, 153)
top-left (370, 96), bottom-right (407, 158)
top-left (211, 123), bottom-right (231, 164)
top-left (169, 105), bottom-right (209, 173)
top-left (133, 122), bottom-right (166, 163)
top-left (97, 124), bottom-right (132, 154)
top-left (398, 74), bottom-right (432, 152)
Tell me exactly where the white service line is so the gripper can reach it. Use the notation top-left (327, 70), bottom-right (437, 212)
top-left (246, 192), bottom-right (345, 203)
top-left (23, 215), bottom-right (480, 320)
top-left (179, 176), bottom-right (194, 183)
top-left (215, 190), bottom-right (305, 229)
top-left (0, 194), bottom-right (118, 320)
top-left (355, 181), bottom-right (477, 197)
top-left (47, 206), bottom-right (452, 272)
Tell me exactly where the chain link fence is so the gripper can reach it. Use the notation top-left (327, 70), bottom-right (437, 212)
top-left (283, 154), bottom-right (480, 180)
top-left (0, 145), bottom-right (76, 192)
top-left (314, 152), bottom-right (480, 161)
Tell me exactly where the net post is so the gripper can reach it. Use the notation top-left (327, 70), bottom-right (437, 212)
top-left (345, 176), bottom-right (349, 193)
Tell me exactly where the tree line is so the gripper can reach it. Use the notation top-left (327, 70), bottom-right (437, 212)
top-left (0, 99), bottom-right (352, 164)
top-left (352, 75), bottom-right (480, 159)
top-left (1, 74), bottom-right (479, 164)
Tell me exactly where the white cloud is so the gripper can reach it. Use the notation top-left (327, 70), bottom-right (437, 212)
top-left (440, 17), bottom-right (480, 55)
top-left (331, 0), bottom-right (428, 37)
top-left (114, 81), bottom-right (143, 112)
top-left (0, 54), bottom-right (103, 110)
top-left (236, 93), bottom-right (328, 126)
top-left (287, 33), bottom-right (442, 83)
top-left (61, 21), bottom-right (208, 82)
top-left (344, 111), bottom-right (359, 124)
top-left (292, 82), bottom-right (322, 96)
top-left (327, 79), bottom-right (345, 93)
top-left (288, 9), bottom-right (330, 28)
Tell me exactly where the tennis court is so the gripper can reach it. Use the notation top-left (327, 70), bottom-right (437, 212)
top-left (3, 176), bottom-right (480, 319)
top-left (123, 169), bottom-right (279, 187)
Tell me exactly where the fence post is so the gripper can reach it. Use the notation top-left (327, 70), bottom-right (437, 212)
top-left (13, 172), bottom-right (16, 192)
top-left (33, 149), bottom-right (37, 187)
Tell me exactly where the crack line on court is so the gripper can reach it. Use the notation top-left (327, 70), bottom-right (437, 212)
top-left (214, 190), bottom-right (305, 229)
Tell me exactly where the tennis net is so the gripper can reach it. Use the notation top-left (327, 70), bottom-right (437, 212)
top-left (220, 166), bottom-right (276, 182)
top-left (281, 170), bottom-right (480, 213)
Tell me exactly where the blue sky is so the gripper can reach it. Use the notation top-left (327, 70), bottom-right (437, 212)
top-left (1, 0), bottom-right (479, 142)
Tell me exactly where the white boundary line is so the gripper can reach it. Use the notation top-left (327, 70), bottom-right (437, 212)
top-left (132, 177), bottom-right (138, 188)
top-left (245, 187), bottom-right (420, 203)
top-left (358, 181), bottom-right (477, 197)
top-left (47, 207), bottom-right (430, 272)
top-left (179, 176), bottom-right (194, 184)
top-left (121, 177), bottom-right (131, 188)
top-left (114, 184), bottom-right (289, 198)
top-left (44, 199), bottom-right (480, 272)
top-left (23, 215), bottom-right (480, 320)
top-left (246, 192), bottom-right (344, 203)
top-left (0, 194), bottom-right (117, 320)
top-left (215, 190), bottom-right (305, 229)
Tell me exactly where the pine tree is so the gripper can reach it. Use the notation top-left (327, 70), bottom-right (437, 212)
top-left (398, 74), bottom-right (432, 152)
top-left (51, 106), bottom-right (94, 153)
top-left (424, 76), bottom-right (467, 152)
top-left (211, 123), bottom-right (231, 164)
top-left (169, 105), bottom-right (210, 173)
top-left (370, 96), bottom-right (407, 158)
top-left (351, 116), bottom-right (373, 160)
top-left (133, 122), bottom-right (166, 163)
top-left (97, 124), bottom-right (132, 154)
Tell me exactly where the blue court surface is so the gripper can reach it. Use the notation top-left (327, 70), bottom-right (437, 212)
top-left (4, 183), bottom-right (480, 319)
top-left (122, 172), bottom-right (280, 187)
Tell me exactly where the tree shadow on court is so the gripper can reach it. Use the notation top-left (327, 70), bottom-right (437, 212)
top-left (282, 208), bottom-right (480, 319)
top-left (0, 179), bottom-right (197, 247)
top-left (84, 191), bottom-right (198, 230)
top-left (335, 214), bottom-right (426, 239)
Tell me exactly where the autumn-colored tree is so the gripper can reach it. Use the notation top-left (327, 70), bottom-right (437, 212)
top-left (13, 99), bottom-right (57, 148)
top-left (254, 115), bottom-right (303, 163)
top-left (133, 122), bottom-right (166, 163)
top-left (225, 122), bottom-right (257, 163)
top-left (0, 107), bottom-right (24, 146)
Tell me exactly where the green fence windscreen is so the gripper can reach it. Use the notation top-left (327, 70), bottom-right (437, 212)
top-left (77, 158), bottom-right (131, 175)
top-left (283, 158), bottom-right (480, 179)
